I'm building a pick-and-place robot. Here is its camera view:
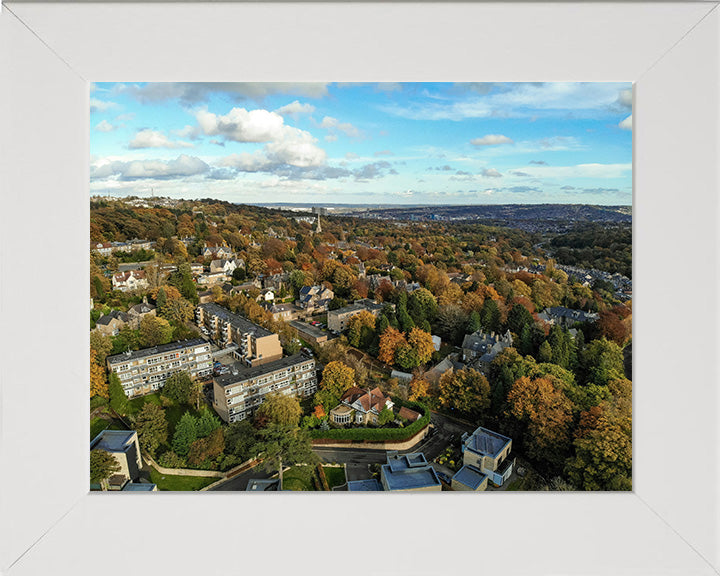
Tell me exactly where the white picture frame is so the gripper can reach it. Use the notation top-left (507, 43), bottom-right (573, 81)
top-left (1, 2), bottom-right (718, 575)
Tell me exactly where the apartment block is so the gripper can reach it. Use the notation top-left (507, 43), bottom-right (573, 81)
top-left (213, 353), bottom-right (317, 423)
top-left (106, 338), bottom-right (212, 398)
top-left (195, 303), bottom-right (283, 367)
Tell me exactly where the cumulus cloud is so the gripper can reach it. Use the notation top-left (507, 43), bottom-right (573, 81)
top-left (91, 155), bottom-right (209, 181)
top-left (471, 134), bottom-right (514, 146)
top-left (95, 120), bottom-right (116, 132)
top-left (320, 116), bottom-right (362, 138)
top-left (619, 115), bottom-right (632, 131)
top-left (129, 129), bottom-right (194, 149)
top-left (275, 101), bottom-right (316, 117)
top-left (481, 168), bottom-right (503, 178)
top-left (197, 107), bottom-right (326, 168)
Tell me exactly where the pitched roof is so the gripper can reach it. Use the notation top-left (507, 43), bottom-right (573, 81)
top-left (398, 406), bottom-right (421, 422)
top-left (96, 310), bottom-right (129, 325)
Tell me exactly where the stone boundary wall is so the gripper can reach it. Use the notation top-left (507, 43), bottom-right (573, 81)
top-left (144, 455), bottom-right (257, 479)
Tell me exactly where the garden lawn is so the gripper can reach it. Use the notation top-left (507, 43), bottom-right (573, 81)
top-left (90, 417), bottom-right (109, 440)
top-left (149, 466), bottom-right (217, 491)
top-left (281, 466), bottom-right (316, 491)
top-left (322, 466), bottom-right (346, 490)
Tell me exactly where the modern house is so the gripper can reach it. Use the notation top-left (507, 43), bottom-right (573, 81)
top-left (106, 338), bottom-right (212, 398)
top-left (329, 386), bottom-right (394, 425)
top-left (380, 452), bottom-right (442, 492)
top-left (451, 465), bottom-right (490, 492)
top-left (195, 303), bottom-right (283, 367)
top-left (459, 426), bottom-right (515, 487)
top-left (90, 430), bottom-right (143, 488)
top-left (212, 353), bottom-right (317, 423)
top-left (327, 299), bottom-right (385, 333)
top-left (112, 270), bottom-right (149, 292)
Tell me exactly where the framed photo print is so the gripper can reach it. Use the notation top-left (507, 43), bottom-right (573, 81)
top-left (1, 2), bottom-right (718, 575)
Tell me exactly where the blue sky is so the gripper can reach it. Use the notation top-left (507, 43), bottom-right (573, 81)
top-left (90, 82), bottom-right (632, 205)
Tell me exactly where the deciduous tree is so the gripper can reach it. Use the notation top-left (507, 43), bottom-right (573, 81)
top-left (135, 403), bottom-right (168, 458)
top-left (255, 393), bottom-right (303, 427)
top-left (90, 449), bottom-right (120, 489)
top-left (437, 368), bottom-right (491, 417)
top-left (90, 349), bottom-right (109, 399)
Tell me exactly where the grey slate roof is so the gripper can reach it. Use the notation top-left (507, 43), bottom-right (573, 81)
top-left (96, 310), bottom-right (129, 325)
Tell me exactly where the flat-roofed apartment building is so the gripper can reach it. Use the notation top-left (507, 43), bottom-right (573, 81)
top-left (106, 338), bottom-right (212, 398)
top-left (327, 298), bottom-right (386, 333)
top-left (195, 302), bottom-right (282, 367)
top-left (213, 353), bottom-right (317, 423)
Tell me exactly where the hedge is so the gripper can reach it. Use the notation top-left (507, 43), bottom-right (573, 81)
top-left (309, 402), bottom-right (430, 443)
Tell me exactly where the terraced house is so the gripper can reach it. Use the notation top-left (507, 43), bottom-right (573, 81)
top-left (212, 353), bottom-right (317, 423)
top-left (195, 303), bottom-right (283, 367)
top-left (106, 338), bottom-right (212, 398)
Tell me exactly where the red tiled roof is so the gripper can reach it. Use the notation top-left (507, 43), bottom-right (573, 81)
top-left (398, 406), bottom-right (421, 422)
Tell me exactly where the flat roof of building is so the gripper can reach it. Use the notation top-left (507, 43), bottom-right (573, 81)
top-left (107, 338), bottom-right (207, 365)
top-left (289, 320), bottom-right (327, 339)
top-left (122, 483), bottom-right (157, 491)
top-left (382, 452), bottom-right (440, 491)
top-left (90, 429), bottom-right (136, 452)
top-left (198, 302), bottom-right (273, 338)
top-left (246, 479), bottom-right (280, 491)
top-left (347, 479), bottom-right (382, 491)
top-left (215, 353), bottom-right (313, 387)
top-left (452, 465), bottom-right (488, 490)
top-left (465, 427), bottom-right (512, 458)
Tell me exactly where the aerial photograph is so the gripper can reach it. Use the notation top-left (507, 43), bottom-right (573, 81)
top-left (89, 82), bottom-right (632, 492)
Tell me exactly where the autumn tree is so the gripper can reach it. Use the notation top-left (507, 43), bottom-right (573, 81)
top-left (90, 331), bottom-right (113, 366)
top-left (408, 377), bottom-right (430, 401)
top-left (566, 397), bottom-right (632, 490)
top-left (187, 427), bottom-right (225, 468)
top-left (346, 310), bottom-right (376, 349)
top-left (378, 327), bottom-right (407, 365)
top-left (255, 393), bottom-right (303, 427)
top-left (90, 450), bottom-right (121, 489)
top-left (437, 368), bottom-right (491, 417)
top-left (316, 361), bottom-right (355, 411)
top-left (506, 375), bottom-right (573, 470)
top-left (135, 403), bottom-right (168, 458)
top-left (90, 349), bottom-right (109, 399)
top-left (139, 315), bottom-right (174, 348)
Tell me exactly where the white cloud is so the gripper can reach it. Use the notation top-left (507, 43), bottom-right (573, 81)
top-left (617, 88), bottom-right (633, 110)
top-left (522, 162), bottom-right (632, 179)
top-left (129, 129), bottom-right (194, 149)
top-left (196, 107), bottom-right (327, 168)
top-left (481, 168), bottom-right (503, 178)
top-left (90, 98), bottom-right (116, 112)
top-left (471, 134), bottom-right (513, 146)
top-left (91, 155), bottom-right (209, 180)
top-left (320, 116), bottom-right (362, 138)
top-left (619, 115), bottom-right (633, 131)
top-left (275, 101), bottom-right (316, 117)
top-left (95, 120), bottom-right (116, 132)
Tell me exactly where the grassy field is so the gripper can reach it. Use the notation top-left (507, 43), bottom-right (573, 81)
top-left (281, 466), bottom-right (316, 491)
top-left (323, 466), bottom-right (346, 490)
top-left (149, 466), bottom-right (217, 491)
top-left (90, 416), bottom-right (127, 440)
